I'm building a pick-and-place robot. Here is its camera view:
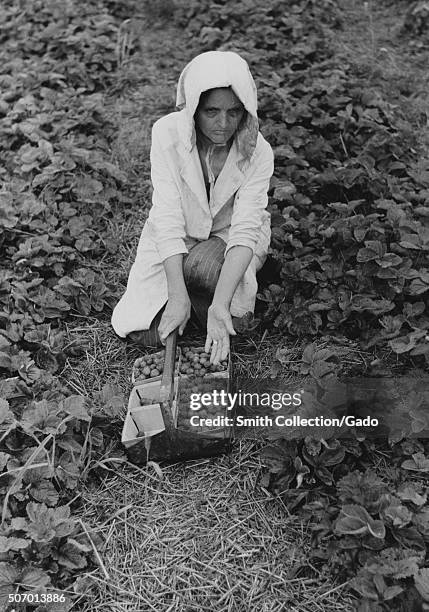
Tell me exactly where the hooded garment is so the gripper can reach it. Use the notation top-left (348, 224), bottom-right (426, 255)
top-left (111, 51), bottom-right (274, 338)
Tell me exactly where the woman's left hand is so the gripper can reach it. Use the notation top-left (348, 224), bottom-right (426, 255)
top-left (205, 302), bottom-right (237, 365)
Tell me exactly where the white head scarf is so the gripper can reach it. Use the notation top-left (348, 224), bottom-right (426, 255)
top-left (175, 51), bottom-right (259, 160)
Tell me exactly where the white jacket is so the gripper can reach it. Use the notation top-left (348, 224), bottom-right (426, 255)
top-left (111, 51), bottom-right (274, 337)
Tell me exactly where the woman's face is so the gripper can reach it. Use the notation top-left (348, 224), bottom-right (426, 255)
top-left (195, 87), bottom-right (245, 146)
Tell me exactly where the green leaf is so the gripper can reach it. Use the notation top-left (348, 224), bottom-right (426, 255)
top-left (54, 542), bottom-right (87, 570)
top-left (313, 348), bottom-right (336, 361)
top-left (357, 247), bottom-right (379, 263)
top-left (391, 526), bottom-right (426, 551)
top-left (56, 436), bottom-right (83, 454)
top-left (61, 395), bottom-right (90, 421)
top-left (72, 175), bottom-right (103, 200)
top-left (0, 452), bottom-right (11, 472)
top-left (66, 537), bottom-right (92, 554)
top-left (55, 452), bottom-right (81, 489)
top-left (89, 427), bottom-right (103, 447)
top-left (0, 192), bottom-right (18, 229)
top-left (0, 536), bottom-right (30, 553)
top-left (408, 278), bottom-right (429, 295)
top-left (319, 446), bottom-right (346, 466)
top-left (367, 520), bottom-right (386, 539)
top-left (25, 502), bottom-right (74, 541)
top-left (311, 360), bottom-right (337, 378)
top-left (0, 562), bottom-right (19, 606)
top-left (402, 452), bottom-right (429, 472)
top-left (410, 342), bottom-right (429, 356)
top-left (412, 508), bottom-right (429, 541)
top-left (382, 585), bottom-right (403, 601)
top-left (373, 573), bottom-right (386, 595)
top-left (19, 567), bottom-right (51, 591)
top-left (23, 465), bottom-right (55, 485)
top-left (399, 235), bottom-right (422, 249)
top-left (337, 469), bottom-right (387, 513)
top-left (335, 505), bottom-right (369, 536)
top-left (381, 503), bottom-right (412, 528)
top-left (20, 400), bottom-right (65, 435)
top-left (0, 353), bottom-right (12, 369)
top-left (302, 343), bottom-right (316, 364)
top-left (34, 597), bottom-right (74, 612)
top-left (315, 466), bottom-right (334, 486)
top-left (26, 521), bottom-right (57, 543)
top-left (364, 547), bottom-right (421, 579)
top-left (29, 480), bottom-right (59, 506)
top-left (10, 517), bottom-right (28, 531)
top-left (27, 502), bottom-right (70, 523)
top-left (259, 471), bottom-right (270, 488)
top-left (0, 399), bottom-right (15, 427)
top-left (303, 436), bottom-right (321, 456)
top-left (335, 505), bottom-right (386, 539)
top-left (389, 330), bottom-right (427, 354)
top-left (377, 253), bottom-right (403, 268)
top-left (350, 295), bottom-right (395, 315)
top-left (350, 571), bottom-right (379, 600)
top-left (260, 444), bottom-right (292, 473)
top-left (397, 482), bottom-right (427, 506)
top-left (415, 568), bottom-right (429, 602)
top-left (414, 206), bottom-right (429, 217)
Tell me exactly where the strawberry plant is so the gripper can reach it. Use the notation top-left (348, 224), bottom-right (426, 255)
top-left (258, 356), bottom-right (429, 609)
top-left (0, 0), bottom-right (132, 605)
top-left (0, 393), bottom-right (110, 608)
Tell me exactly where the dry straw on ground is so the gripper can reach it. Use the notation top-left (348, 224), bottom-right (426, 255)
top-left (59, 320), bottom-right (359, 611)
top-left (72, 443), bottom-right (355, 612)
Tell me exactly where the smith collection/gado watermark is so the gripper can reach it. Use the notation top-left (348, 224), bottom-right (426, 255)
top-left (183, 376), bottom-right (429, 439)
top-left (189, 413), bottom-right (379, 429)
top-left (188, 389), bottom-right (378, 430)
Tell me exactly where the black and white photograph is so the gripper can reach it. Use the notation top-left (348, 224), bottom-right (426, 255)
top-left (1, 0), bottom-right (429, 610)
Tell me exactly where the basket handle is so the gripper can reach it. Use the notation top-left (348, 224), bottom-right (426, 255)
top-left (159, 329), bottom-right (178, 433)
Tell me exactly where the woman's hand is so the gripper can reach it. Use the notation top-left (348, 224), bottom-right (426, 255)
top-left (204, 246), bottom-right (251, 364)
top-left (158, 293), bottom-right (191, 344)
top-left (205, 302), bottom-right (236, 365)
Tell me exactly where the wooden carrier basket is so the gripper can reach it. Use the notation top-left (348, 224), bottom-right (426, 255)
top-left (121, 330), bottom-right (234, 464)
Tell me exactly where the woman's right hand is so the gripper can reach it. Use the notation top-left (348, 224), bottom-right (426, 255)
top-left (158, 292), bottom-right (191, 344)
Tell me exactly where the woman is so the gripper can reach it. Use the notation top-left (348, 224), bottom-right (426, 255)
top-left (111, 51), bottom-right (274, 365)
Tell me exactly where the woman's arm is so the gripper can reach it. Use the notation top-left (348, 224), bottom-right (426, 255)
top-left (205, 140), bottom-right (275, 364)
top-left (146, 121), bottom-right (192, 342)
top-left (205, 245), bottom-right (252, 363)
top-left (158, 254), bottom-right (191, 343)
top-left (148, 121), bottom-right (188, 261)
top-left (225, 140), bottom-right (274, 256)
top-left (164, 254), bottom-right (187, 296)
top-left (212, 245), bottom-right (253, 306)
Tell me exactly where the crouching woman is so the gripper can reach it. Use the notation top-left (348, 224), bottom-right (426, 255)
top-left (111, 50), bottom-right (274, 364)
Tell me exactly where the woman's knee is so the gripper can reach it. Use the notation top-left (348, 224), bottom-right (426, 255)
top-left (183, 237), bottom-right (225, 293)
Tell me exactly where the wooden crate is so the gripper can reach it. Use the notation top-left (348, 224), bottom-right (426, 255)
top-left (121, 375), bottom-right (180, 450)
top-left (175, 345), bottom-right (232, 440)
top-left (122, 344), bottom-right (234, 464)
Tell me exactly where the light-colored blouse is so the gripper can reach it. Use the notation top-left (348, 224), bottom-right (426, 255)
top-left (111, 111), bottom-right (274, 338)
